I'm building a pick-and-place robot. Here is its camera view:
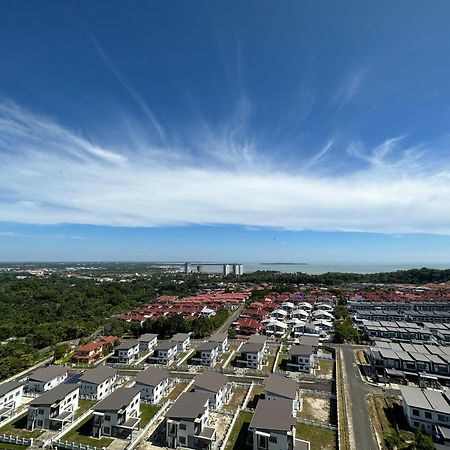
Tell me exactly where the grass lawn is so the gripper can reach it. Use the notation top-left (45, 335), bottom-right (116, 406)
top-left (215, 352), bottom-right (230, 369)
top-left (224, 411), bottom-right (253, 450)
top-left (62, 414), bottom-right (113, 448)
top-left (316, 360), bottom-right (334, 377)
top-left (0, 443), bottom-right (29, 449)
top-left (75, 399), bottom-right (96, 418)
top-left (223, 386), bottom-right (248, 412)
top-left (140, 404), bottom-right (160, 426)
top-left (246, 385), bottom-right (264, 409)
top-left (0, 414), bottom-right (44, 439)
top-left (262, 355), bottom-right (276, 372)
top-left (275, 354), bottom-right (290, 371)
top-left (296, 424), bottom-right (337, 450)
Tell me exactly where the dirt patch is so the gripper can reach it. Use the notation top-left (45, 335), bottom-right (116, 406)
top-left (298, 395), bottom-right (331, 424)
top-left (210, 412), bottom-right (233, 446)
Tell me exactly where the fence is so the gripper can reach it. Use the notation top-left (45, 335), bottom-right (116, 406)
top-left (52, 439), bottom-right (106, 450)
top-left (336, 349), bottom-right (351, 450)
top-left (0, 434), bottom-right (33, 447)
top-left (296, 418), bottom-right (338, 430)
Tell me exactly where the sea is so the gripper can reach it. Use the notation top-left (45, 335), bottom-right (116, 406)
top-left (211, 262), bottom-right (450, 275)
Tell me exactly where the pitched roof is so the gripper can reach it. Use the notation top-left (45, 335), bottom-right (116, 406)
top-left (265, 374), bottom-right (298, 399)
top-left (250, 399), bottom-right (296, 431)
top-left (241, 341), bottom-right (264, 353)
top-left (79, 366), bottom-right (116, 385)
top-left (94, 387), bottom-right (141, 412)
top-left (0, 381), bottom-right (23, 398)
top-left (248, 334), bottom-right (266, 344)
top-left (289, 345), bottom-right (315, 357)
top-left (30, 384), bottom-right (78, 406)
top-left (196, 341), bottom-right (220, 352)
top-left (138, 333), bottom-right (158, 342)
top-left (29, 366), bottom-right (67, 383)
top-left (171, 333), bottom-right (190, 342)
top-left (193, 372), bottom-right (228, 393)
top-left (209, 333), bottom-right (227, 343)
top-left (76, 341), bottom-right (103, 352)
top-left (136, 367), bottom-right (169, 387)
top-left (155, 340), bottom-right (178, 351)
top-left (115, 339), bottom-right (138, 350)
top-left (165, 392), bottom-right (210, 420)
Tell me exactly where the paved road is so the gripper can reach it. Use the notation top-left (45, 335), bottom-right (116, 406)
top-left (216, 302), bottom-right (245, 334)
top-left (340, 345), bottom-right (381, 450)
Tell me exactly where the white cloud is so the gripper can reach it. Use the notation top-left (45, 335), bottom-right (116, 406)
top-left (1, 101), bottom-right (450, 235)
top-left (330, 70), bottom-right (366, 112)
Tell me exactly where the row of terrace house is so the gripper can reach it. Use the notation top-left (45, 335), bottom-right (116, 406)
top-left (109, 334), bottom-right (159, 365)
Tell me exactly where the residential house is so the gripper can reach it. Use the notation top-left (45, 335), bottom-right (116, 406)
top-left (193, 372), bottom-right (230, 410)
top-left (287, 345), bottom-right (315, 374)
top-left (264, 374), bottom-right (300, 414)
top-left (165, 392), bottom-right (216, 449)
top-left (171, 333), bottom-right (191, 353)
top-left (72, 336), bottom-right (117, 364)
top-left (92, 387), bottom-right (141, 439)
top-left (249, 400), bottom-right (310, 450)
top-left (399, 385), bottom-right (450, 437)
top-left (237, 318), bottom-right (266, 336)
top-left (27, 384), bottom-right (79, 431)
top-left (236, 335), bottom-right (267, 370)
top-left (209, 333), bottom-right (228, 354)
top-left (135, 367), bottom-right (170, 404)
top-left (152, 340), bottom-right (178, 365)
top-left (111, 340), bottom-right (140, 364)
top-left (191, 341), bottom-right (220, 367)
top-left (27, 366), bottom-right (68, 393)
top-left (0, 382), bottom-right (23, 419)
top-left (138, 334), bottom-right (158, 354)
top-left (79, 366), bottom-right (117, 400)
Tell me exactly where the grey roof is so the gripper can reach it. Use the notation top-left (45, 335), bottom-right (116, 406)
top-left (0, 381), bottom-right (23, 398)
top-left (135, 367), bottom-right (169, 387)
top-left (193, 372), bottom-right (228, 393)
top-left (298, 335), bottom-right (320, 347)
top-left (79, 366), bottom-right (116, 385)
top-left (241, 341), bottom-right (264, 353)
top-left (250, 399), bottom-right (296, 431)
top-left (138, 334), bottom-right (158, 342)
top-left (29, 366), bottom-right (67, 383)
top-left (94, 387), bottom-right (141, 412)
top-left (115, 339), bottom-right (139, 350)
top-left (171, 333), bottom-right (190, 342)
top-left (30, 384), bottom-right (78, 406)
top-left (265, 374), bottom-right (298, 399)
top-left (289, 345), bottom-right (315, 357)
top-left (165, 392), bottom-right (210, 420)
top-left (155, 340), bottom-right (178, 351)
top-left (196, 341), bottom-right (220, 352)
top-left (399, 386), bottom-right (433, 411)
top-left (209, 333), bottom-right (227, 343)
top-left (248, 335), bottom-right (266, 344)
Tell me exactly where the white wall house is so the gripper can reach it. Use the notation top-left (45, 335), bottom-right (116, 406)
top-left (0, 381), bottom-right (24, 419)
top-left (190, 342), bottom-right (220, 367)
top-left (249, 400), bottom-right (310, 450)
top-left (193, 372), bottom-right (230, 410)
top-left (138, 334), bottom-right (158, 354)
top-left (27, 366), bottom-right (68, 393)
top-left (399, 385), bottom-right (450, 436)
top-left (264, 374), bottom-right (300, 414)
top-left (171, 333), bottom-right (191, 353)
top-left (92, 387), bottom-right (141, 440)
top-left (286, 345), bottom-right (315, 374)
top-left (209, 333), bottom-right (228, 354)
top-left (135, 366), bottom-right (170, 404)
top-left (153, 341), bottom-right (178, 365)
top-left (79, 366), bottom-right (117, 400)
top-left (27, 384), bottom-right (79, 431)
top-left (165, 392), bottom-right (216, 449)
top-left (112, 340), bottom-right (140, 364)
top-left (236, 335), bottom-right (267, 370)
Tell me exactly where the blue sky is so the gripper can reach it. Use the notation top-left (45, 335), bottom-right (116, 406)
top-left (1, 1), bottom-right (450, 263)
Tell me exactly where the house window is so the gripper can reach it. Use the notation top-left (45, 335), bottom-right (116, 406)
top-left (104, 427), bottom-right (110, 434)
top-left (180, 423), bottom-right (186, 430)
top-left (37, 420), bottom-right (43, 427)
top-left (105, 415), bottom-right (111, 421)
top-left (412, 409), bottom-right (420, 416)
top-left (38, 409), bottom-right (44, 415)
top-left (424, 412), bottom-right (432, 419)
top-left (257, 435), bottom-right (268, 449)
top-left (437, 414), bottom-right (446, 422)
top-left (269, 435), bottom-right (277, 443)
top-left (179, 437), bottom-right (186, 445)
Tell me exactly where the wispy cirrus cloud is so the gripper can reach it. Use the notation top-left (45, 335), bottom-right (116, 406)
top-left (330, 69), bottom-right (366, 112)
top-left (1, 101), bottom-right (450, 234)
